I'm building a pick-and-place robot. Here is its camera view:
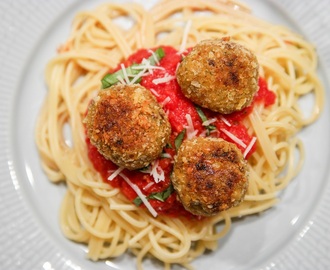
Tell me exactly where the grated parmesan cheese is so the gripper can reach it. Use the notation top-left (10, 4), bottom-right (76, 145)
top-left (175, 62), bottom-right (180, 73)
top-left (149, 88), bottom-right (160, 97)
top-left (161, 153), bottom-right (172, 159)
top-left (115, 57), bottom-right (166, 85)
top-left (119, 173), bottom-right (158, 217)
top-left (161, 96), bottom-right (171, 107)
top-left (150, 160), bottom-right (165, 183)
top-left (116, 75), bottom-right (126, 85)
top-left (220, 116), bottom-right (231, 127)
top-left (148, 49), bottom-right (160, 65)
top-left (120, 63), bottom-right (130, 84)
top-left (200, 129), bottom-right (219, 138)
top-left (152, 73), bottom-right (176, 85)
top-left (220, 128), bottom-right (247, 148)
top-left (243, 137), bottom-right (257, 158)
top-left (108, 167), bottom-right (124, 181)
top-left (132, 58), bottom-right (165, 74)
top-left (184, 114), bottom-right (198, 139)
top-left (129, 67), bottom-right (147, 85)
top-left (143, 182), bottom-right (155, 191)
top-left (202, 118), bottom-right (217, 126)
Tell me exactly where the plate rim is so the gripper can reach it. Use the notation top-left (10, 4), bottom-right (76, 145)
top-left (1, 0), bottom-right (330, 269)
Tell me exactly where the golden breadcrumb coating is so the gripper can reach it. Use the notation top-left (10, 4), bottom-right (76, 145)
top-left (84, 84), bottom-right (171, 170)
top-left (176, 37), bottom-right (259, 114)
top-left (172, 137), bottom-right (248, 216)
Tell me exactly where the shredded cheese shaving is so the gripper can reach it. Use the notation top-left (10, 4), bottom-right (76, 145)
top-left (243, 137), bottom-right (257, 158)
top-left (132, 58), bottom-right (165, 74)
top-left (184, 114), bottom-right (198, 139)
top-left (143, 182), bottom-right (155, 191)
top-left (128, 59), bottom-right (165, 84)
top-left (108, 167), bottom-right (124, 181)
top-left (116, 75), bottom-right (126, 85)
top-left (161, 96), bottom-right (171, 107)
top-left (148, 49), bottom-right (160, 65)
top-left (175, 62), bottom-right (180, 73)
top-left (220, 116), bottom-right (231, 127)
top-left (202, 118), bottom-right (217, 126)
top-left (120, 63), bottom-right (130, 84)
top-left (220, 128), bottom-right (247, 148)
top-left (149, 88), bottom-right (160, 97)
top-left (152, 73), bottom-right (176, 85)
top-left (161, 153), bottom-right (172, 159)
top-left (129, 67), bottom-right (147, 85)
top-left (150, 160), bottom-right (165, 183)
top-left (119, 173), bottom-right (158, 217)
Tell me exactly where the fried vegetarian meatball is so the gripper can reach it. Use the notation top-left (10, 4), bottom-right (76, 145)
top-left (172, 137), bottom-right (248, 216)
top-left (176, 38), bottom-right (259, 114)
top-left (84, 84), bottom-right (171, 170)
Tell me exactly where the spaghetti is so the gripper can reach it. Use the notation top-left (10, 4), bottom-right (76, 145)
top-left (35, 0), bottom-right (324, 269)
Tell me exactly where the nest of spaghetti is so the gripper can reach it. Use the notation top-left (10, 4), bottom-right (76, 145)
top-left (36, 0), bottom-right (323, 268)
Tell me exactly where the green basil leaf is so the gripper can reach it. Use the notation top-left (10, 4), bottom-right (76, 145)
top-left (101, 73), bottom-right (118, 89)
top-left (162, 184), bottom-right (174, 200)
top-left (195, 105), bottom-right (217, 136)
top-left (206, 124), bottom-right (216, 135)
top-left (175, 129), bottom-right (186, 151)
top-left (149, 47), bottom-right (165, 65)
top-left (195, 106), bottom-right (208, 123)
top-left (133, 184), bottom-right (174, 206)
top-left (165, 142), bottom-right (173, 149)
top-left (148, 185), bottom-right (174, 202)
top-left (101, 63), bottom-right (141, 89)
top-left (101, 48), bottom-right (165, 89)
top-left (160, 152), bottom-right (170, 158)
top-left (133, 196), bottom-right (143, 206)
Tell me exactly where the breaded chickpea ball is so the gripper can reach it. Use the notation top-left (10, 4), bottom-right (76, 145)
top-left (176, 38), bottom-right (259, 114)
top-left (84, 84), bottom-right (171, 170)
top-left (172, 137), bottom-right (248, 216)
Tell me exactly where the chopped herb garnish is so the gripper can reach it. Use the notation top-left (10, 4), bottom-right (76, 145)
top-left (206, 125), bottom-right (216, 133)
top-left (149, 185), bottom-right (174, 202)
top-left (133, 196), bottom-right (143, 206)
top-left (195, 106), bottom-right (208, 122)
top-left (101, 64), bottom-right (141, 89)
top-left (133, 184), bottom-right (174, 207)
top-left (101, 47), bottom-right (165, 89)
top-left (149, 47), bottom-right (165, 65)
top-left (175, 129), bottom-right (186, 151)
top-left (165, 142), bottom-right (173, 149)
top-left (195, 106), bottom-right (216, 136)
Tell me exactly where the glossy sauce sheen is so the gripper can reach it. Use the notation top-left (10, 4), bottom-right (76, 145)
top-left (86, 46), bottom-right (276, 218)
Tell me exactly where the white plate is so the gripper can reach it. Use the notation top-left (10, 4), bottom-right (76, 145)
top-left (1, 0), bottom-right (330, 269)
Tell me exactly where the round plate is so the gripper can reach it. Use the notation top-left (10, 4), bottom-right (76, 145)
top-left (1, 0), bottom-right (330, 269)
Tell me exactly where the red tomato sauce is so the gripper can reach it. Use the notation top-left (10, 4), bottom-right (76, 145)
top-left (86, 46), bottom-right (276, 219)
